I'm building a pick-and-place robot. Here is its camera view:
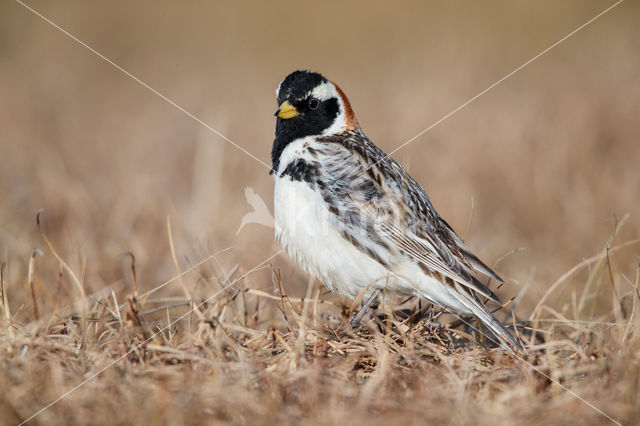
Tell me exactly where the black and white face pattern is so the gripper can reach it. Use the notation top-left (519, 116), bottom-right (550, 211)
top-left (271, 70), bottom-right (350, 173)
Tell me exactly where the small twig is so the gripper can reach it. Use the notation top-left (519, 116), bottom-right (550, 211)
top-left (1, 262), bottom-right (14, 340)
top-left (27, 249), bottom-right (43, 320)
top-left (121, 252), bottom-right (139, 294)
top-left (36, 210), bottom-right (87, 342)
top-left (493, 247), bottom-right (527, 270)
top-left (212, 255), bottom-right (245, 327)
top-left (111, 290), bottom-right (123, 330)
top-left (298, 276), bottom-right (316, 359)
top-left (581, 215), bottom-right (628, 317)
top-left (127, 295), bottom-right (143, 327)
top-left (272, 329), bottom-right (292, 353)
top-left (312, 284), bottom-right (321, 328)
top-left (620, 260), bottom-right (640, 349)
top-left (273, 268), bottom-right (300, 326)
top-left (53, 263), bottom-right (64, 313)
top-left (95, 299), bottom-right (108, 338)
top-left (603, 222), bottom-right (625, 318)
top-left (166, 216), bottom-right (192, 301)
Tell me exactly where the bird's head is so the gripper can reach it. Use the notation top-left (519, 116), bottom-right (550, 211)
top-left (272, 71), bottom-right (358, 172)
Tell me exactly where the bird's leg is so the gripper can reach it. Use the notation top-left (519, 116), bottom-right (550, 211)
top-left (350, 289), bottom-right (381, 328)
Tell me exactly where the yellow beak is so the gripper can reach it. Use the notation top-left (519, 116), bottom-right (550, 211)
top-left (276, 101), bottom-right (299, 119)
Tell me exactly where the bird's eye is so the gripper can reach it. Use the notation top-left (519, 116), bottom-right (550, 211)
top-left (308, 98), bottom-right (320, 110)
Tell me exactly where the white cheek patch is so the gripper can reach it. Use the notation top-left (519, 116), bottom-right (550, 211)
top-left (307, 81), bottom-right (349, 135)
top-left (324, 106), bottom-right (347, 135)
top-left (309, 82), bottom-right (338, 101)
top-left (276, 79), bottom-right (284, 99)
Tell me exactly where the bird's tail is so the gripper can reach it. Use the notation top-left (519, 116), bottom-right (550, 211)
top-left (451, 284), bottom-right (523, 354)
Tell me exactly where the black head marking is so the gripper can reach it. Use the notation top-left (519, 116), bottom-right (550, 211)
top-left (276, 71), bottom-right (327, 105)
top-left (271, 70), bottom-right (340, 173)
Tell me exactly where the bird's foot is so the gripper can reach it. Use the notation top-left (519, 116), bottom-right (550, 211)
top-left (349, 289), bottom-right (381, 328)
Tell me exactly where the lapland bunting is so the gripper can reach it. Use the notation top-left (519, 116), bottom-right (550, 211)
top-left (271, 70), bottom-right (521, 352)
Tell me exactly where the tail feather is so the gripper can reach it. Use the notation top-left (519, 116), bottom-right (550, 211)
top-left (452, 283), bottom-right (522, 354)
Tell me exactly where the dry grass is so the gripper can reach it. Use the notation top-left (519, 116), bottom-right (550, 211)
top-left (1, 223), bottom-right (639, 425)
top-left (2, 1), bottom-right (640, 425)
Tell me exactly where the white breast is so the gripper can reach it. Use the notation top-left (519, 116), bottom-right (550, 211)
top-left (273, 139), bottom-right (392, 298)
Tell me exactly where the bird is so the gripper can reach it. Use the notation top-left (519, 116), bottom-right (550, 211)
top-left (270, 70), bottom-right (521, 353)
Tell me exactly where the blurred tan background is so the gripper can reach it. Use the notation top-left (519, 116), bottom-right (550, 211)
top-left (1, 0), bottom-right (638, 319)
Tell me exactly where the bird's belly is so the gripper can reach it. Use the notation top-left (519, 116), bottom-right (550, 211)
top-left (274, 177), bottom-right (391, 298)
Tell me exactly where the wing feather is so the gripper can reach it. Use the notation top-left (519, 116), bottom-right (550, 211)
top-left (316, 132), bottom-right (502, 302)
